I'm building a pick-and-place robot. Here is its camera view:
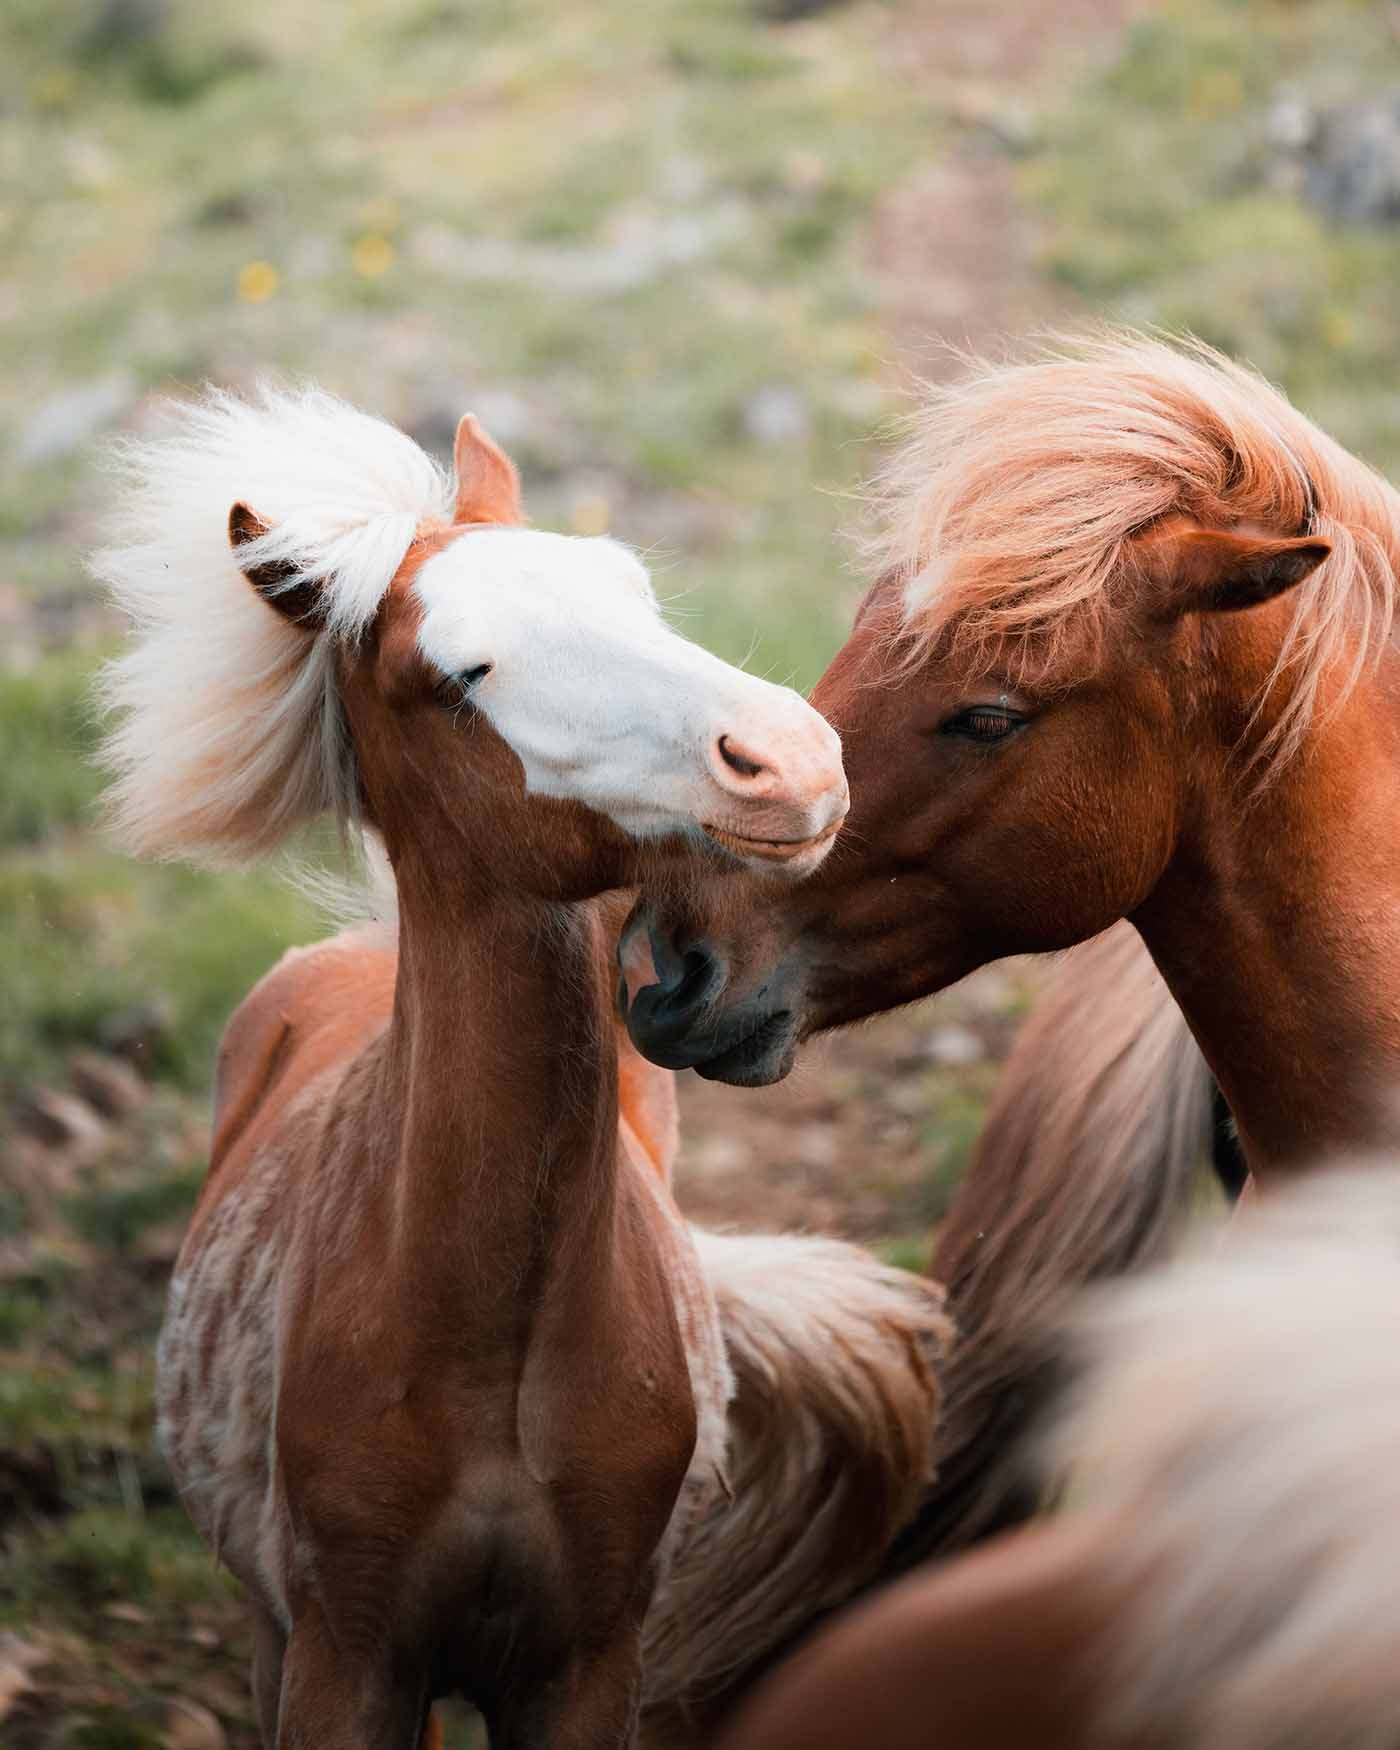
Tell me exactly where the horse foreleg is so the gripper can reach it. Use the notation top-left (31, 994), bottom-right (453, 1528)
top-left (275, 1609), bottom-right (425, 1750)
top-left (250, 1603), bottom-right (286, 1747)
top-left (488, 1632), bottom-right (645, 1750)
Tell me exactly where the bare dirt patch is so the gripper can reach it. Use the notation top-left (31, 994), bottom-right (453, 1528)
top-left (868, 0), bottom-right (1147, 364)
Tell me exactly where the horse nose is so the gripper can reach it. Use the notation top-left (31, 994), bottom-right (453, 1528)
top-left (706, 703), bottom-right (848, 826)
top-left (709, 732), bottom-right (778, 797)
top-left (617, 917), bottom-right (727, 1068)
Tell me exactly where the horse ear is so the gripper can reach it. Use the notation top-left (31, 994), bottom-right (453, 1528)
top-left (229, 503), bottom-right (325, 625)
top-left (452, 414), bottom-right (522, 526)
top-left (1166, 528), bottom-right (1332, 615)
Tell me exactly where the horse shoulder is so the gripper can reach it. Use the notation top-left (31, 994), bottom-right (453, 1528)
top-left (194, 931), bottom-right (397, 1225)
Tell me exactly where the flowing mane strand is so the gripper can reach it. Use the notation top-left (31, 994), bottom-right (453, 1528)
top-left (93, 384), bottom-right (454, 863)
top-left (876, 331), bottom-right (1399, 768)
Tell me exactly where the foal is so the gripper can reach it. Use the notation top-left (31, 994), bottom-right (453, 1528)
top-left (93, 385), bottom-right (876, 1749)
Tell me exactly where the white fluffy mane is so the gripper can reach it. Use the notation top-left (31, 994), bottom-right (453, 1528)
top-left (1058, 1163), bottom-right (1400, 1750)
top-left (92, 384), bottom-right (454, 864)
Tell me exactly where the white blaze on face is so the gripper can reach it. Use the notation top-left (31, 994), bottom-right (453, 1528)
top-left (413, 528), bottom-right (847, 864)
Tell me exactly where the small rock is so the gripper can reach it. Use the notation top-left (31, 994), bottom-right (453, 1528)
top-left (1303, 94), bottom-right (1400, 224)
top-left (0, 1633), bottom-right (44, 1722)
top-left (160, 1697), bottom-right (227, 1750)
top-left (961, 966), bottom-right (1016, 1015)
top-left (81, 0), bottom-right (168, 58)
top-left (793, 1124), bottom-right (839, 1168)
top-left (14, 372), bottom-right (135, 465)
top-left (99, 1001), bottom-right (172, 1068)
top-left (687, 1137), bottom-right (747, 1178)
top-left (469, 388), bottom-right (533, 447)
top-left (757, 0), bottom-right (852, 19)
top-left (1266, 92), bottom-right (1315, 153)
top-left (741, 386), bottom-right (811, 447)
top-left (924, 1024), bottom-right (985, 1068)
top-left (661, 153), bottom-right (709, 201)
top-left (134, 1222), bottom-right (185, 1270)
top-left (15, 1088), bottom-right (108, 1155)
top-left (103, 1601), bottom-right (153, 1625)
top-left (70, 1050), bottom-right (148, 1119)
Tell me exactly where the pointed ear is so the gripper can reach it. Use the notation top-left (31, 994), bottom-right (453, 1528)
top-left (452, 414), bottom-right (522, 526)
top-left (229, 503), bottom-right (325, 625)
top-left (1157, 527), bottom-right (1332, 615)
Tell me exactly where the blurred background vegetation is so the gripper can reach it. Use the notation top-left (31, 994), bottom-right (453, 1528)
top-left (2, 0), bottom-right (1397, 1742)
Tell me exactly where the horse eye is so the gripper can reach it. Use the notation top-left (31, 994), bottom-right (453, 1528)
top-left (436, 662), bottom-right (493, 709)
top-left (940, 705), bottom-right (1025, 743)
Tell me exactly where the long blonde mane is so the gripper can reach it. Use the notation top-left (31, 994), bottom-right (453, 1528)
top-left (877, 331), bottom-right (1399, 767)
top-left (93, 384), bottom-right (454, 864)
top-left (1056, 1162), bottom-right (1400, 1750)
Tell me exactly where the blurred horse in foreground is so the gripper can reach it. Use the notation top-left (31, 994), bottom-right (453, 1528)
top-left (718, 1160), bottom-right (1400, 1750)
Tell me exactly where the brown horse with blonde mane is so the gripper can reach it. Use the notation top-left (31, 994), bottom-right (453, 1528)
top-left (93, 386), bottom-right (945, 1749)
top-left (715, 1160), bottom-right (1400, 1750)
top-left (621, 330), bottom-right (1400, 1563)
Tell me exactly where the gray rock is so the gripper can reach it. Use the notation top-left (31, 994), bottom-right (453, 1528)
top-left (16, 1088), bottom-right (107, 1156)
top-left (741, 385), bottom-right (811, 447)
top-left (14, 372), bottom-right (135, 465)
top-left (1304, 94), bottom-right (1400, 224)
top-left (923, 1023), bottom-right (985, 1067)
top-left (69, 1050), bottom-right (148, 1119)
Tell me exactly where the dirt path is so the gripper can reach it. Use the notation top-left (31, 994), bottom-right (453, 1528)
top-left (673, 0), bottom-right (1148, 1245)
top-left (870, 0), bottom-right (1147, 365)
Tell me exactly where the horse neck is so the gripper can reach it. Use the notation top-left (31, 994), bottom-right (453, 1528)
top-left (1134, 652), bottom-right (1400, 1178)
top-left (378, 836), bottom-right (621, 1300)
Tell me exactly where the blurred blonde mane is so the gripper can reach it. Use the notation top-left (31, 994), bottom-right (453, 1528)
top-left (877, 331), bottom-right (1399, 768)
top-left (1056, 1162), bottom-right (1400, 1750)
top-left (93, 384), bottom-right (454, 865)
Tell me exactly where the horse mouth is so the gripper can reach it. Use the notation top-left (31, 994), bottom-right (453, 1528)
top-left (702, 818), bottom-right (841, 865)
top-left (693, 1009), bottom-right (798, 1085)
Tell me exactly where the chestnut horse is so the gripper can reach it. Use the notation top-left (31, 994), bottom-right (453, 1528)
top-left (94, 387), bottom-right (945, 1749)
top-left (715, 1161), bottom-right (1400, 1750)
top-left (621, 332), bottom-right (1400, 1562)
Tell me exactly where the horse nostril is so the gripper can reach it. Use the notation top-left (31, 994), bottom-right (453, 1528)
top-left (665, 948), bottom-right (718, 1016)
top-left (717, 734), bottom-right (767, 781)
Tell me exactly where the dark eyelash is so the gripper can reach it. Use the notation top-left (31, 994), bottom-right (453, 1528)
top-left (436, 663), bottom-right (493, 710)
top-left (940, 705), bottom-right (1024, 743)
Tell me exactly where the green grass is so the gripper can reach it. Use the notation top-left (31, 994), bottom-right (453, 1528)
top-left (2, 0), bottom-right (1392, 1741)
top-left (1024, 0), bottom-right (1400, 470)
top-left (63, 1163), bottom-right (205, 1253)
top-left (0, 848), bottom-right (317, 1091)
top-left (4, 1508), bottom-right (237, 1618)
top-left (0, 652), bottom-right (104, 847)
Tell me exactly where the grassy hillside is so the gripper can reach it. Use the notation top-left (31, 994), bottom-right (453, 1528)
top-left (3, 0), bottom-right (1397, 1741)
